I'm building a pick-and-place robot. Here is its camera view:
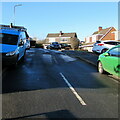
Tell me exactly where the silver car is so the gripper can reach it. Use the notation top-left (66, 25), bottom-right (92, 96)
top-left (92, 40), bottom-right (120, 54)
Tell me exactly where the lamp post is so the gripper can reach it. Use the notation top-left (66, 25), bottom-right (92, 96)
top-left (14, 4), bottom-right (22, 26)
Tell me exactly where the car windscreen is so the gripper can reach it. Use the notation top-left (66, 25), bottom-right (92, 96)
top-left (108, 47), bottom-right (120, 57)
top-left (0, 33), bottom-right (18, 45)
top-left (52, 42), bottom-right (59, 44)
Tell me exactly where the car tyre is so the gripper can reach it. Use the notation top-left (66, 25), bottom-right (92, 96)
top-left (98, 61), bottom-right (106, 74)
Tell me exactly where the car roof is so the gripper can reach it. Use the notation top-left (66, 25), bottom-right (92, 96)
top-left (116, 45), bottom-right (120, 47)
top-left (96, 40), bottom-right (119, 43)
top-left (103, 41), bottom-right (119, 43)
top-left (0, 29), bottom-right (20, 35)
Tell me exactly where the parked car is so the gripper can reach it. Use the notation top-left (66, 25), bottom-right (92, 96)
top-left (92, 40), bottom-right (120, 54)
top-left (0, 25), bottom-right (27, 66)
top-left (97, 45), bottom-right (120, 77)
top-left (25, 39), bottom-right (30, 50)
top-left (47, 42), bottom-right (61, 50)
top-left (46, 45), bottom-right (51, 49)
top-left (60, 43), bottom-right (71, 49)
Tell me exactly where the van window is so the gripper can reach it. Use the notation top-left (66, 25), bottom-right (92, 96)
top-left (0, 33), bottom-right (18, 45)
top-left (21, 32), bottom-right (26, 40)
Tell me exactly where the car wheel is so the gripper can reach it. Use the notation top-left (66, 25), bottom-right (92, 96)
top-left (98, 61), bottom-right (106, 74)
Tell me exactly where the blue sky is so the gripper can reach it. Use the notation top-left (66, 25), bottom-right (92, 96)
top-left (1, 2), bottom-right (118, 41)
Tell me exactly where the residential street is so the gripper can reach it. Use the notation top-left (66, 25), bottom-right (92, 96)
top-left (2, 48), bottom-right (119, 119)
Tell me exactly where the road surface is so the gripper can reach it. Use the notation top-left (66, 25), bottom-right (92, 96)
top-left (2, 48), bottom-right (119, 119)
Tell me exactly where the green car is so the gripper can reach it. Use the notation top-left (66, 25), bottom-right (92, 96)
top-left (97, 45), bottom-right (120, 78)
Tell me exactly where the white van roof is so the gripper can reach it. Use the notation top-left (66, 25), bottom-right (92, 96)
top-left (0, 29), bottom-right (20, 35)
top-left (0, 24), bottom-right (27, 32)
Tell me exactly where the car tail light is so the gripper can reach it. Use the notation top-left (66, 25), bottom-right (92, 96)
top-left (98, 43), bottom-right (104, 46)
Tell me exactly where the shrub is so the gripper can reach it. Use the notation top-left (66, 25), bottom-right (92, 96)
top-left (70, 38), bottom-right (80, 50)
top-left (35, 43), bottom-right (44, 48)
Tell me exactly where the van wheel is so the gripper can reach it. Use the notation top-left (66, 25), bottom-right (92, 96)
top-left (98, 61), bottom-right (106, 74)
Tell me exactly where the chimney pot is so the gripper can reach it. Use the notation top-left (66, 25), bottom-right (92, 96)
top-left (99, 26), bottom-right (102, 31)
top-left (60, 31), bottom-right (62, 35)
top-left (10, 23), bottom-right (13, 28)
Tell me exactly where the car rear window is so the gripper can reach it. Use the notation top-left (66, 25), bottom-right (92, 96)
top-left (104, 42), bottom-right (120, 45)
top-left (96, 41), bottom-right (101, 43)
top-left (0, 33), bottom-right (18, 45)
top-left (52, 42), bottom-right (59, 44)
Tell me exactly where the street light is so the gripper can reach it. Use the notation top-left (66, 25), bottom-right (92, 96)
top-left (14, 4), bottom-right (22, 26)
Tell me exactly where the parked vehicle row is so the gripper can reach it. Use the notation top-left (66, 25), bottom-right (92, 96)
top-left (0, 25), bottom-right (30, 66)
top-left (46, 42), bottom-right (71, 50)
top-left (60, 43), bottom-right (71, 49)
top-left (46, 42), bottom-right (61, 50)
top-left (97, 45), bottom-right (120, 77)
top-left (92, 40), bottom-right (120, 77)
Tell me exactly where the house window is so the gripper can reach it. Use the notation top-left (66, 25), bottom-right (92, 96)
top-left (60, 38), bottom-right (68, 42)
top-left (61, 39), bottom-right (68, 42)
top-left (49, 38), bottom-right (55, 43)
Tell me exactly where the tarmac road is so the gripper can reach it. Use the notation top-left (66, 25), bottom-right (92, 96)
top-left (2, 48), bottom-right (119, 119)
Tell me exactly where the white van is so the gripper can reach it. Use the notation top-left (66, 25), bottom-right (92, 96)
top-left (0, 25), bottom-right (29, 66)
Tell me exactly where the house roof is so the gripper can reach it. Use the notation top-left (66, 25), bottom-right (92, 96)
top-left (92, 27), bottom-right (113, 35)
top-left (47, 32), bottom-right (77, 38)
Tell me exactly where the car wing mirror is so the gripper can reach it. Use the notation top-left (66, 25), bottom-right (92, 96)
top-left (104, 52), bottom-right (109, 57)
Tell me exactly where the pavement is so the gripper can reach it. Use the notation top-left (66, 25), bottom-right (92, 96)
top-left (62, 50), bottom-right (98, 67)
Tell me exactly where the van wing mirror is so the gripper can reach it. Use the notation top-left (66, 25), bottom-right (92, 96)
top-left (19, 40), bottom-right (24, 46)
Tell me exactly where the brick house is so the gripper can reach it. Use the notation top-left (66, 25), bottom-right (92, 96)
top-left (85, 26), bottom-right (116, 44)
top-left (113, 30), bottom-right (120, 41)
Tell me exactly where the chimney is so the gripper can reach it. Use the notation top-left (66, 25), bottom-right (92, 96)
top-left (10, 23), bottom-right (13, 28)
top-left (98, 26), bottom-right (102, 31)
top-left (60, 31), bottom-right (63, 36)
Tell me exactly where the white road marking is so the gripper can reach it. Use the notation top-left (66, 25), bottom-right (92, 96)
top-left (60, 55), bottom-right (76, 62)
top-left (60, 72), bottom-right (87, 106)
